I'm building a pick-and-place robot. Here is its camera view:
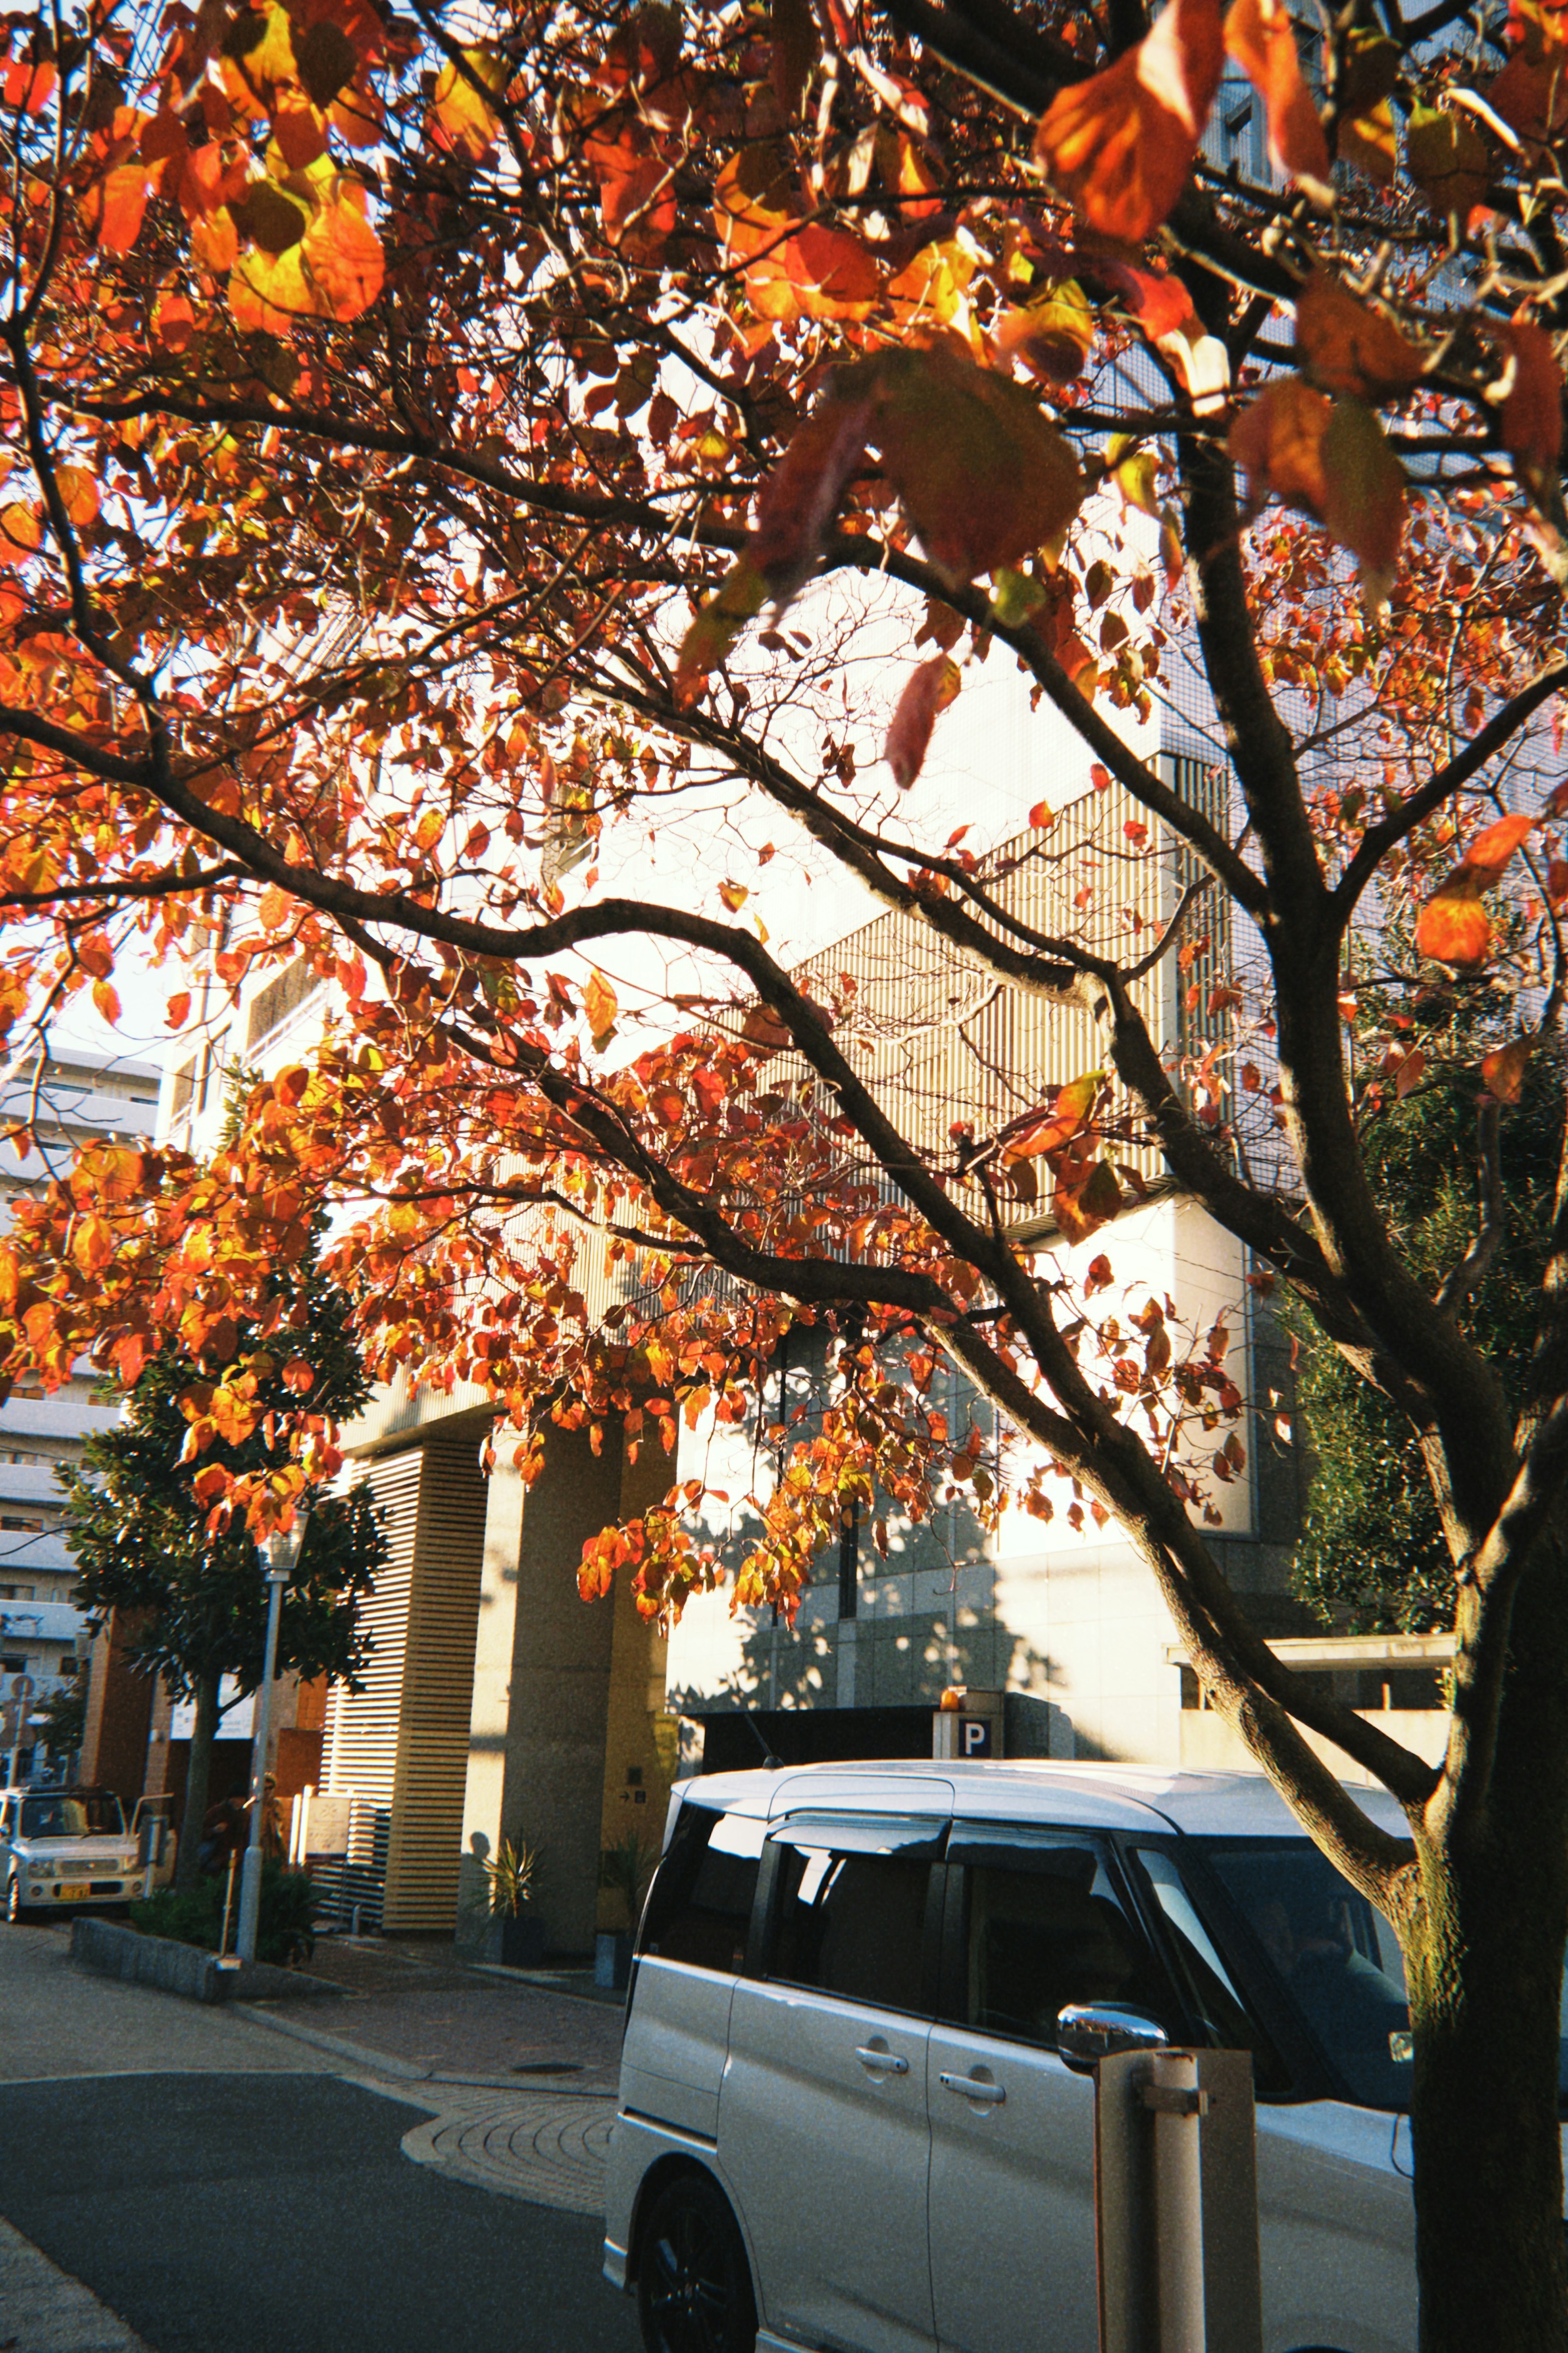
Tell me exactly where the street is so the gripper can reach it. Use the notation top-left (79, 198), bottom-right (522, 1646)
top-left (0, 1924), bottom-right (639, 2353)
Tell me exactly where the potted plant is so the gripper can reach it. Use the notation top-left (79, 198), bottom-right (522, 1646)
top-left (596, 1829), bottom-right (659, 1989)
top-left (483, 1834), bottom-right (543, 1968)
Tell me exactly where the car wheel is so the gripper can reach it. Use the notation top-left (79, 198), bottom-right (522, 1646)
top-left (5, 1875), bottom-right (20, 1924)
top-left (637, 2173), bottom-right (757, 2353)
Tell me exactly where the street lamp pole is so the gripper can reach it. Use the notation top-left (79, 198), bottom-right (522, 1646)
top-left (236, 1518), bottom-right (307, 1966)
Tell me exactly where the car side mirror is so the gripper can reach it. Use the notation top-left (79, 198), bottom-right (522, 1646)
top-left (1056, 2003), bottom-right (1169, 2074)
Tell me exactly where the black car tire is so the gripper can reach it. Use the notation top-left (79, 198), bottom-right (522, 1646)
top-left (637, 2172), bottom-right (757, 2353)
top-left (5, 1874), bottom-right (21, 1923)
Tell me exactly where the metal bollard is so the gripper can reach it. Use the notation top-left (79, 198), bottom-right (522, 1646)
top-left (1094, 2046), bottom-right (1262, 2353)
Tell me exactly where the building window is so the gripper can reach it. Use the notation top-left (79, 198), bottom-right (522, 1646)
top-left (247, 958), bottom-right (323, 1050)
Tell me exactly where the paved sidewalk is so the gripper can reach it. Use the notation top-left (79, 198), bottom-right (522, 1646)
top-left (0, 2213), bottom-right (152, 2353)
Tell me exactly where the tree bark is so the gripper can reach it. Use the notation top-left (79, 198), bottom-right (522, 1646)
top-left (173, 1670), bottom-right (220, 1896)
top-left (1408, 1553), bottom-right (1568, 2350)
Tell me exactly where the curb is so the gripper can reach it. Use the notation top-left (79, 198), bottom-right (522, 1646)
top-left (70, 1918), bottom-right (344, 2007)
top-left (229, 2003), bottom-right (617, 2093)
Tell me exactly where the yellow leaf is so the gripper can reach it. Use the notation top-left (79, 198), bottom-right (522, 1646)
top-left (430, 47), bottom-right (505, 159)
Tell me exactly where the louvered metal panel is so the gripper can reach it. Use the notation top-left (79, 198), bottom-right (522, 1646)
top-left (319, 1439), bottom-right (489, 1931)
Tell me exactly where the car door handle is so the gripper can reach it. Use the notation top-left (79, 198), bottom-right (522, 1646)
top-left (939, 2072), bottom-right (1006, 2105)
top-left (855, 2045), bottom-right (910, 2075)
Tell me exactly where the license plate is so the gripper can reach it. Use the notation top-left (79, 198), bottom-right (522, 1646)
top-left (56, 1883), bottom-right (90, 1901)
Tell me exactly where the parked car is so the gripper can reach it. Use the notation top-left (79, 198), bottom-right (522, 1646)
top-left (0, 1785), bottom-right (151, 1921)
top-left (603, 1759), bottom-right (1525, 2353)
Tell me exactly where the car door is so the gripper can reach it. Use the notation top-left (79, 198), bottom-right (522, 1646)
top-left (927, 1825), bottom-right (1181, 2353)
top-left (719, 1809), bottom-right (946, 2353)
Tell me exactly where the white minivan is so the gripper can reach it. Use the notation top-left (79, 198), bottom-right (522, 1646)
top-left (602, 1759), bottom-right (1453, 2353)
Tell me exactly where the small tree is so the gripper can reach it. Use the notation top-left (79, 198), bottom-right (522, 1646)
top-left (62, 1240), bottom-right (386, 1889)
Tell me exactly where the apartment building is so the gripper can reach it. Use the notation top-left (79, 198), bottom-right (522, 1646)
top-left (0, 1046), bottom-right (161, 1778)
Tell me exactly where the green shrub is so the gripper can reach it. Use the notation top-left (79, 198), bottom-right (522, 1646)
top-left (131, 1858), bottom-right (317, 1965)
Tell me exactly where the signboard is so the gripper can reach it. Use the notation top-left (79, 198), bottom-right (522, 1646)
top-left (303, 1793), bottom-right (351, 1856)
top-left (168, 1676), bottom-right (254, 1740)
top-left (956, 1715), bottom-right (993, 1758)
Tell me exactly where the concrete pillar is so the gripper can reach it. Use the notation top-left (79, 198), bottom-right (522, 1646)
top-left (459, 1421), bottom-right (621, 1960)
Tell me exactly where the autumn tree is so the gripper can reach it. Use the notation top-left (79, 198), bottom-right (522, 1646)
top-left (62, 1233), bottom-right (386, 1888)
top-left (2, 0), bottom-right (1568, 2339)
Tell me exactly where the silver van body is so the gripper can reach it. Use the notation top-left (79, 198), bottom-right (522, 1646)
top-left (602, 1759), bottom-right (1465, 2353)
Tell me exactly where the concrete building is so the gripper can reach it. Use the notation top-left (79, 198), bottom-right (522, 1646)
top-left (0, 1046), bottom-right (160, 1778)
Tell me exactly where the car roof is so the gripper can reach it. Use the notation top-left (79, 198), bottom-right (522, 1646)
top-left (676, 1758), bottom-right (1409, 1840)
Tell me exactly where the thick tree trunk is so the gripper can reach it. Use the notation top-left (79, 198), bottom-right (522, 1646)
top-left (1408, 1560), bottom-right (1568, 2350)
top-left (173, 1670), bottom-right (220, 1896)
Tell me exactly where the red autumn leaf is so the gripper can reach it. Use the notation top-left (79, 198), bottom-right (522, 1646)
top-left (1394, 1046), bottom-right (1426, 1098)
top-left (749, 397), bottom-right (874, 606)
top-left (785, 222), bottom-right (881, 319)
top-left (1482, 1037), bottom-right (1530, 1104)
top-left (54, 466), bottom-right (98, 526)
top-left (1027, 800), bottom-right (1057, 830)
top-left (689, 1064), bottom-right (726, 1120)
top-left (4, 58), bottom-right (57, 112)
top-left (886, 655), bottom-right (961, 788)
top-left (1223, 0), bottom-right (1331, 200)
top-left (165, 990), bottom-right (192, 1029)
top-left (1034, 0), bottom-right (1225, 243)
top-left (1295, 273), bottom-right (1425, 401)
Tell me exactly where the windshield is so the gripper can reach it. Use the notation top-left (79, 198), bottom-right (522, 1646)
top-left (1198, 1836), bottom-right (1568, 2111)
top-left (20, 1793), bottom-right (126, 1840)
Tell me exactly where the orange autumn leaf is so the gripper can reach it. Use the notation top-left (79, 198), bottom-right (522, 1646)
top-left (0, 502), bottom-right (41, 562)
top-left (1035, 0), bottom-right (1225, 243)
top-left (1229, 376), bottom-right (1331, 515)
top-left (785, 221), bottom-right (881, 320)
top-left (1482, 1037), bottom-right (1530, 1104)
top-left (1223, 0), bottom-right (1331, 201)
top-left (1231, 380), bottom-right (1405, 602)
top-left (1000, 1071), bottom-right (1105, 1165)
top-left (53, 467), bottom-right (99, 527)
top-left (70, 1216), bottom-right (114, 1278)
top-left (301, 194), bottom-right (384, 319)
top-left (886, 656), bottom-right (961, 789)
top-left (1416, 815), bottom-right (1535, 968)
top-left (1295, 273), bottom-right (1425, 401)
top-left (1415, 877), bottom-right (1492, 969)
top-left (1463, 811), bottom-right (1536, 883)
top-left (91, 163), bottom-right (152, 254)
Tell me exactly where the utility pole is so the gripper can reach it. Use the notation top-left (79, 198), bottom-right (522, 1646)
top-left (235, 1518), bottom-right (307, 1967)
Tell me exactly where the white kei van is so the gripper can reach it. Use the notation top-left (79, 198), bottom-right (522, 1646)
top-left (601, 1759), bottom-right (1463, 2353)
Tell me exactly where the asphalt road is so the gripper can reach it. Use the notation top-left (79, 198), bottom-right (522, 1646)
top-left (0, 2071), bottom-right (641, 2353)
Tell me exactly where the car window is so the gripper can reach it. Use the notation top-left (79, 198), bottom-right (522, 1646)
top-left (768, 1823), bottom-right (938, 2015)
top-left (20, 1792), bottom-right (126, 1840)
top-left (639, 1802), bottom-right (765, 1975)
top-left (1127, 1846), bottom-right (1290, 2099)
top-left (1197, 1837), bottom-right (1423, 2110)
top-left (947, 1828), bottom-right (1169, 2052)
